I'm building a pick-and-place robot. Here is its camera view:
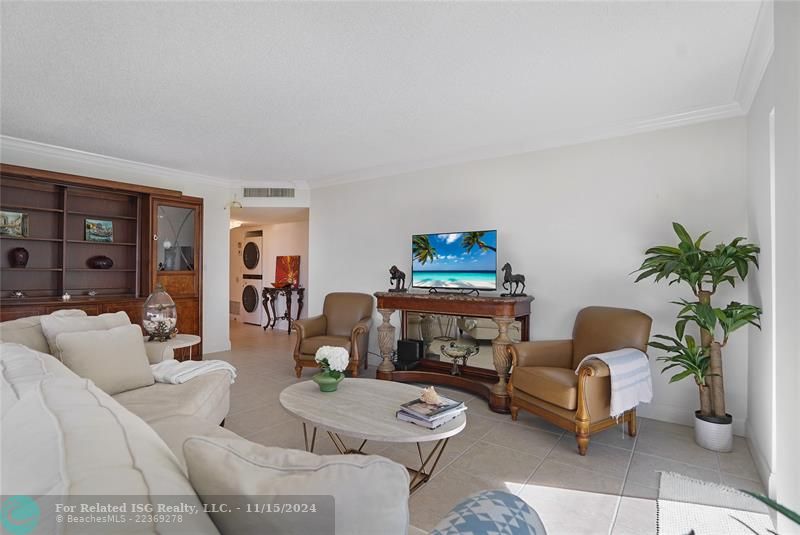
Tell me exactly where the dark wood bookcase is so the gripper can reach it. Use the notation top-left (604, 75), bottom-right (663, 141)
top-left (0, 164), bottom-right (204, 359)
top-left (1, 176), bottom-right (141, 299)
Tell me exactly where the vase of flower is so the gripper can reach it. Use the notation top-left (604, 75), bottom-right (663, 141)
top-left (312, 372), bottom-right (344, 392)
top-left (313, 346), bottom-right (350, 392)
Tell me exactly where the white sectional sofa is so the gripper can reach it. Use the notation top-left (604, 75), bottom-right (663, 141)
top-left (0, 311), bottom-right (410, 535)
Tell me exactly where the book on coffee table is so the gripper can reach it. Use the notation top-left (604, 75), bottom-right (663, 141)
top-left (396, 408), bottom-right (465, 429)
top-left (400, 396), bottom-right (464, 420)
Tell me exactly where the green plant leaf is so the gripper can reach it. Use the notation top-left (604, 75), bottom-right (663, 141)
top-left (675, 319), bottom-right (687, 340)
top-left (669, 370), bottom-right (693, 383)
top-left (672, 222), bottom-right (693, 245)
top-left (742, 492), bottom-right (800, 526)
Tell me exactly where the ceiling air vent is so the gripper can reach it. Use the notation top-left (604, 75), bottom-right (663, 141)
top-left (243, 187), bottom-right (295, 198)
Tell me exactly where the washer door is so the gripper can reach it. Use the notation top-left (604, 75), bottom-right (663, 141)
top-left (243, 242), bottom-right (260, 270)
top-left (242, 285), bottom-right (259, 313)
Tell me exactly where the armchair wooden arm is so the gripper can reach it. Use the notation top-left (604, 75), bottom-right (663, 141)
top-left (351, 317), bottom-right (372, 371)
top-left (578, 358), bottom-right (610, 378)
top-left (351, 317), bottom-right (372, 339)
top-left (510, 340), bottom-right (573, 369)
top-left (575, 359), bottom-right (614, 455)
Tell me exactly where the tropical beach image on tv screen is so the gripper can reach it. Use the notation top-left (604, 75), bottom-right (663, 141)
top-left (411, 230), bottom-right (497, 290)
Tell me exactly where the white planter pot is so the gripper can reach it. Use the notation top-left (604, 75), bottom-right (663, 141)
top-left (694, 411), bottom-right (733, 452)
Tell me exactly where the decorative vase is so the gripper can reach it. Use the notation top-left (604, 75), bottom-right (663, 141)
top-left (87, 255), bottom-right (114, 269)
top-left (694, 410), bottom-right (733, 452)
top-left (9, 247), bottom-right (29, 268)
top-left (312, 372), bottom-right (344, 392)
top-left (143, 283), bottom-right (177, 341)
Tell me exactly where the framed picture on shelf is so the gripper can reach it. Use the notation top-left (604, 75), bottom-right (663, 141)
top-left (85, 219), bottom-right (113, 242)
top-left (0, 211), bottom-right (29, 238)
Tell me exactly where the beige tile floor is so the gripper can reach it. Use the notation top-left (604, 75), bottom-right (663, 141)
top-left (211, 321), bottom-right (765, 534)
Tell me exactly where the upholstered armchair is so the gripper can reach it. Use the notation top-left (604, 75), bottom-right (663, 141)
top-left (293, 292), bottom-right (374, 377)
top-left (509, 306), bottom-right (652, 455)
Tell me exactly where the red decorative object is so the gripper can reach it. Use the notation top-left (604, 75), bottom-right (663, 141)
top-left (274, 255), bottom-right (300, 288)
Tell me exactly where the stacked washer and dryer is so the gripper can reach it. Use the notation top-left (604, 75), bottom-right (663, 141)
top-left (240, 233), bottom-right (264, 325)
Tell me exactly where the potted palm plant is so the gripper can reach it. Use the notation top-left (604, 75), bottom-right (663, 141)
top-left (635, 223), bottom-right (761, 452)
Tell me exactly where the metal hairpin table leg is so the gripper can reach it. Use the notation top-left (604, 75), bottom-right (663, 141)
top-left (407, 438), bottom-right (450, 494)
top-left (326, 431), bottom-right (368, 455)
top-left (300, 426), bottom-right (450, 494)
top-left (302, 423), bottom-right (317, 453)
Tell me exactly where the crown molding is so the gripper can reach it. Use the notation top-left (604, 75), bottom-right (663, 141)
top-left (1, 99), bottom-right (747, 193)
top-left (735, 0), bottom-right (774, 114)
top-left (0, 135), bottom-right (305, 190)
top-left (312, 101), bottom-right (745, 190)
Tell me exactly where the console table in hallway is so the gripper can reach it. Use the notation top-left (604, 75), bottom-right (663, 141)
top-left (373, 291), bottom-right (533, 413)
top-left (262, 286), bottom-right (305, 334)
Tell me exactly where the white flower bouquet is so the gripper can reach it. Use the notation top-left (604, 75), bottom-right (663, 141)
top-left (314, 346), bottom-right (350, 379)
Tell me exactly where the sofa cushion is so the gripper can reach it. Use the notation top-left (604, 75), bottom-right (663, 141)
top-left (54, 324), bottom-right (154, 395)
top-left (149, 415), bottom-right (242, 473)
top-left (0, 309), bottom-right (87, 354)
top-left (184, 435), bottom-right (409, 535)
top-left (40, 310), bottom-right (130, 359)
top-left (513, 366), bottom-right (578, 410)
top-left (113, 370), bottom-right (230, 425)
top-left (1, 342), bottom-right (81, 400)
top-left (1, 370), bottom-right (16, 417)
top-left (1, 374), bottom-right (219, 534)
top-left (299, 335), bottom-right (351, 356)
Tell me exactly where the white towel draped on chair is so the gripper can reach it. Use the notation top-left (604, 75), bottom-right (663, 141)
top-left (151, 359), bottom-right (237, 385)
top-left (575, 348), bottom-right (652, 418)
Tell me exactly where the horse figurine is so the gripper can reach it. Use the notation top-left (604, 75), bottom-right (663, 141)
top-left (388, 265), bottom-right (407, 292)
top-left (500, 262), bottom-right (526, 296)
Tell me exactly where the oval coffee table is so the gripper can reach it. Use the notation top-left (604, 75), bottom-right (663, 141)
top-left (279, 378), bottom-right (466, 493)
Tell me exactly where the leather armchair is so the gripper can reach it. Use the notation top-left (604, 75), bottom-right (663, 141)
top-left (509, 306), bottom-right (652, 455)
top-left (293, 292), bottom-right (374, 377)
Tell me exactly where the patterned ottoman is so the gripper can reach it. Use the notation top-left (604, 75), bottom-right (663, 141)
top-left (430, 490), bottom-right (546, 535)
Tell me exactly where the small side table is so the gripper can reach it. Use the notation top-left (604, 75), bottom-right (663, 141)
top-left (143, 334), bottom-right (202, 361)
top-left (262, 286), bottom-right (305, 334)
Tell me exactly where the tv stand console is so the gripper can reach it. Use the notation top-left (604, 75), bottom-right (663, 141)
top-left (373, 291), bottom-right (534, 413)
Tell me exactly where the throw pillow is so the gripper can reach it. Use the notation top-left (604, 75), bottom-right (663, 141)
top-left (0, 308), bottom-right (87, 354)
top-left (40, 310), bottom-right (130, 359)
top-left (183, 436), bottom-right (409, 535)
top-left (53, 324), bottom-right (154, 395)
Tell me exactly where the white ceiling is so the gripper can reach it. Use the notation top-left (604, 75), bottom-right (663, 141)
top-left (231, 207), bottom-right (309, 227)
top-left (1, 2), bottom-right (764, 187)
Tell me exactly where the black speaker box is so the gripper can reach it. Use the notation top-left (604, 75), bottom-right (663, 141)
top-left (396, 338), bottom-right (424, 370)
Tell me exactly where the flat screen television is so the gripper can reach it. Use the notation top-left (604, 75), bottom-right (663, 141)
top-left (411, 230), bottom-right (497, 291)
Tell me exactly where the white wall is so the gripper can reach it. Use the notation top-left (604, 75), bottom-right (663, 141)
top-left (772, 0), bottom-right (800, 525)
top-left (309, 118), bottom-right (752, 433)
top-left (746, 53), bottom-right (776, 492)
top-left (745, 3), bottom-right (800, 522)
top-left (0, 141), bottom-right (234, 353)
top-left (230, 220), bottom-right (309, 327)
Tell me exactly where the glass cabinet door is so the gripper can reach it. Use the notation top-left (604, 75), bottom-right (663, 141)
top-left (155, 204), bottom-right (196, 271)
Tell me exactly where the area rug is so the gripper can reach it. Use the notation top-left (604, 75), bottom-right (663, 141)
top-left (657, 472), bottom-right (773, 535)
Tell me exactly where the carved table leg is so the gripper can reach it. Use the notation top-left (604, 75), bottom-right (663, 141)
top-left (489, 316), bottom-right (514, 413)
top-left (376, 308), bottom-right (396, 378)
top-left (269, 293), bottom-right (278, 329)
top-left (285, 290), bottom-right (294, 335)
top-left (296, 288), bottom-right (305, 321)
top-left (262, 291), bottom-right (272, 330)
